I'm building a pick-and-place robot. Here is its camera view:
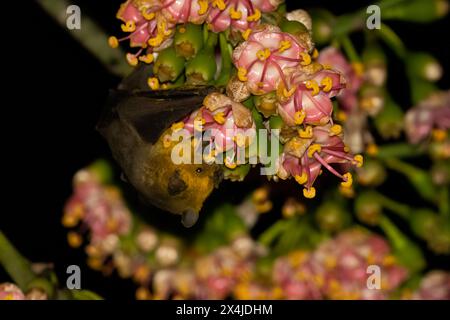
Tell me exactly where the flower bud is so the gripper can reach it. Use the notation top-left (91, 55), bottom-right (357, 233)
top-left (174, 24), bottom-right (204, 60)
top-left (315, 202), bottom-right (351, 233)
top-left (374, 96), bottom-right (404, 139)
top-left (309, 9), bottom-right (335, 45)
top-left (383, 0), bottom-right (449, 23)
top-left (185, 48), bottom-right (217, 84)
top-left (410, 209), bottom-right (439, 240)
top-left (223, 164), bottom-right (250, 182)
top-left (153, 47), bottom-right (186, 82)
top-left (362, 44), bottom-right (387, 87)
top-left (254, 92), bottom-right (278, 118)
top-left (431, 161), bottom-right (450, 185)
top-left (356, 158), bottom-right (387, 187)
top-left (406, 52), bottom-right (443, 82)
top-left (359, 85), bottom-right (385, 117)
top-left (286, 9), bottom-right (312, 31)
top-left (355, 191), bottom-right (382, 226)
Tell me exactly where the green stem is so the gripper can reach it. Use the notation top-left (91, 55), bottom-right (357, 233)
top-left (340, 36), bottom-right (360, 62)
top-left (215, 33), bottom-right (232, 86)
top-left (258, 219), bottom-right (290, 247)
top-left (375, 23), bottom-right (407, 58)
top-left (36, 0), bottom-right (132, 77)
top-left (375, 192), bottom-right (411, 219)
top-left (375, 143), bottom-right (423, 159)
top-left (438, 186), bottom-right (450, 217)
top-left (0, 231), bottom-right (36, 289)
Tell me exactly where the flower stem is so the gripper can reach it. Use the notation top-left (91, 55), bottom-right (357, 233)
top-left (375, 192), bottom-right (412, 219)
top-left (375, 143), bottom-right (423, 159)
top-left (215, 32), bottom-right (232, 86)
top-left (36, 0), bottom-right (132, 77)
top-left (340, 35), bottom-right (360, 62)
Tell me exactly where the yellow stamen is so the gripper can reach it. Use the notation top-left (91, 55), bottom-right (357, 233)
top-left (147, 77), bottom-right (160, 90)
top-left (257, 48), bottom-right (271, 61)
top-left (344, 145), bottom-right (350, 153)
top-left (197, 0), bottom-right (209, 15)
top-left (352, 62), bottom-right (364, 76)
top-left (283, 86), bottom-right (296, 98)
top-left (321, 76), bottom-right (333, 92)
top-left (212, 0), bottom-right (226, 10)
top-left (354, 154), bottom-right (364, 167)
top-left (305, 80), bottom-right (319, 95)
top-left (298, 126), bottom-right (313, 139)
top-left (303, 187), bottom-right (316, 199)
top-left (230, 8), bottom-right (242, 20)
top-left (194, 117), bottom-right (205, 131)
top-left (142, 10), bottom-right (155, 21)
top-left (322, 64), bottom-right (332, 70)
top-left (366, 143), bottom-right (378, 156)
top-left (237, 67), bottom-right (248, 81)
top-left (294, 110), bottom-right (306, 125)
top-left (234, 133), bottom-right (247, 147)
top-left (242, 28), bottom-right (252, 40)
top-left (178, 27), bottom-right (186, 33)
top-left (300, 52), bottom-right (312, 66)
top-left (294, 172), bottom-right (307, 185)
top-left (247, 9), bottom-right (261, 22)
top-left (382, 255), bottom-right (396, 267)
top-left (336, 110), bottom-right (347, 122)
top-left (108, 36), bottom-right (119, 48)
top-left (278, 40), bottom-right (292, 53)
top-left (213, 112), bottom-right (226, 124)
top-left (139, 53), bottom-right (154, 64)
top-left (203, 151), bottom-right (216, 163)
top-left (67, 231), bottom-right (82, 248)
top-left (121, 20), bottom-right (136, 32)
top-left (307, 144), bottom-right (321, 158)
top-left (341, 172), bottom-right (353, 188)
top-left (126, 53), bottom-right (139, 66)
top-left (171, 122), bottom-right (184, 132)
top-left (312, 48), bottom-right (319, 59)
top-left (148, 33), bottom-right (164, 47)
top-left (329, 124), bottom-right (342, 136)
top-left (225, 158), bottom-right (237, 169)
top-left (432, 129), bottom-right (447, 141)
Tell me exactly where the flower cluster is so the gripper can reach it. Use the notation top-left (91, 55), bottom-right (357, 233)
top-left (0, 283), bottom-right (48, 300)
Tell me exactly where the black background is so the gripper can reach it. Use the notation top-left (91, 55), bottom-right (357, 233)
top-left (1, 0), bottom-right (449, 300)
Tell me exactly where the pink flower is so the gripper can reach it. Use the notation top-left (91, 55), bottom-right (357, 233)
top-left (318, 47), bottom-right (363, 113)
top-left (232, 25), bottom-right (308, 95)
top-left (110, 0), bottom-right (175, 65)
top-left (277, 125), bottom-right (362, 198)
top-left (162, 0), bottom-right (210, 24)
top-left (0, 283), bottom-right (25, 300)
top-left (405, 90), bottom-right (450, 144)
top-left (412, 271), bottom-right (450, 300)
top-left (207, 0), bottom-right (280, 33)
top-left (277, 67), bottom-right (346, 126)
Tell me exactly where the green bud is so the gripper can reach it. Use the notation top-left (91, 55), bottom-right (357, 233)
top-left (269, 115), bottom-right (284, 130)
top-left (431, 161), bottom-right (450, 186)
top-left (223, 164), bottom-right (251, 182)
top-left (362, 44), bottom-right (387, 87)
top-left (89, 159), bottom-right (113, 184)
top-left (384, 0), bottom-right (449, 23)
top-left (356, 158), bottom-right (387, 187)
top-left (427, 219), bottom-right (450, 254)
top-left (185, 49), bottom-right (217, 84)
top-left (153, 47), bottom-right (186, 82)
top-left (359, 85), bottom-right (385, 117)
top-left (280, 19), bottom-right (309, 35)
top-left (174, 24), bottom-right (204, 60)
top-left (410, 209), bottom-right (439, 239)
top-left (254, 92), bottom-right (278, 118)
top-left (309, 9), bottom-right (335, 45)
top-left (374, 96), bottom-right (404, 139)
top-left (354, 191), bottom-right (382, 226)
top-left (315, 202), bottom-right (351, 233)
top-left (406, 52), bottom-right (442, 82)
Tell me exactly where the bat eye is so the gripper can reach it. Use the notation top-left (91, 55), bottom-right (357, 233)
top-left (195, 167), bottom-right (203, 174)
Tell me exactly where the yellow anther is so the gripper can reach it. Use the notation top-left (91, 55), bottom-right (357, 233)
top-left (366, 143), bottom-right (378, 156)
top-left (203, 151), bottom-right (216, 163)
top-left (322, 64), bottom-right (332, 70)
top-left (237, 67), bottom-right (248, 81)
top-left (321, 76), bottom-right (333, 92)
top-left (247, 9), bottom-right (261, 22)
top-left (108, 36), bottom-right (119, 48)
top-left (300, 52), bottom-right (312, 66)
top-left (147, 77), bottom-right (160, 90)
top-left (194, 117), bottom-right (205, 131)
top-left (230, 8), bottom-right (242, 20)
top-left (298, 126), bottom-right (313, 138)
top-left (354, 154), bottom-right (364, 167)
top-left (213, 112), bottom-right (226, 124)
top-left (142, 10), bottom-right (155, 21)
top-left (197, 0), bottom-right (209, 15)
top-left (432, 129), bottom-right (447, 141)
top-left (294, 172), bottom-right (307, 185)
top-left (305, 80), bottom-right (319, 95)
top-left (178, 27), bottom-right (186, 34)
top-left (278, 40), bottom-right (292, 53)
top-left (257, 82), bottom-right (265, 88)
top-left (303, 187), bottom-right (316, 199)
top-left (382, 255), bottom-right (396, 267)
top-left (242, 28), bottom-right (252, 40)
top-left (67, 231), bottom-right (82, 248)
top-left (234, 133), bottom-right (247, 147)
top-left (283, 86), bottom-right (296, 98)
top-left (337, 110), bottom-right (347, 122)
top-left (171, 121), bottom-right (184, 132)
top-left (126, 53), bottom-right (139, 66)
top-left (352, 62), bottom-right (364, 76)
top-left (225, 158), bottom-right (237, 169)
top-left (312, 48), bottom-right (319, 59)
top-left (162, 134), bottom-right (172, 148)
top-left (329, 124), bottom-right (342, 136)
top-left (139, 53), bottom-right (154, 64)
top-left (257, 48), bottom-right (271, 61)
top-left (294, 110), bottom-right (306, 125)
top-left (341, 172), bottom-right (353, 188)
top-left (344, 145), bottom-right (350, 153)
top-left (307, 144), bottom-right (321, 158)
top-left (121, 20), bottom-right (136, 32)
top-left (148, 33), bottom-right (164, 47)
top-left (212, 0), bottom-right (226, 10)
